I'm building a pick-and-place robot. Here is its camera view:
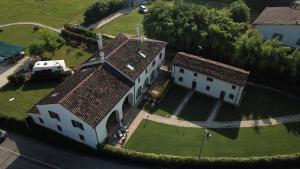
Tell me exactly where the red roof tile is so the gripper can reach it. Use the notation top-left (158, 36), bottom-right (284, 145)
top-left (173, 52), bottom-right (250, 86)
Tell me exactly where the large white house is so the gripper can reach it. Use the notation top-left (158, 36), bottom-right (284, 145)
top-left (29, 33), bottom-right (167, 148)
top-left (172, 52), bottom-right (250, 106)
top-left (254, 4), bottom-right (300, 48)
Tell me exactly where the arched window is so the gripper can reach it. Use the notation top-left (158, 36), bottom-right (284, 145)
top-left (136, 86), bottom-right (142, 99)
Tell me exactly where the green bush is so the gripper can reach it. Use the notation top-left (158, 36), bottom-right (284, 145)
top-left (83, 0), bottom-right (126, 26)
top-left (8, 73), bottom-right (26, 84)
top-left (229, 0), bottom-right (250, 23)
top-left (98, 144), bottom-right (300, 169)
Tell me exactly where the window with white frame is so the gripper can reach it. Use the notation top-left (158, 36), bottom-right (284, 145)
top-left (179, 77), bottom-right (183, 82)
top-left (136, 86), bottom-right (142, 99)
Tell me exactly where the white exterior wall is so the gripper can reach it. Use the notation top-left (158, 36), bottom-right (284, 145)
top-left (134, 47), bottom-right (166, 103)
top-left (255, 24), bottom-right (300, 48)
top-left (172, 65), bottom-right (245, 105)
top-left (95, 87), bottom-right (134, 143)
top-left (29, 104), bottom-right (98, 148)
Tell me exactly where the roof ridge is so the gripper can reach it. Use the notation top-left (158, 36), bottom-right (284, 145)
top-left (106, 36), bottom-right (130, 59)
top-left (177, 52), bottom-right (250, 74)
top-left (59, 65), bottom-right (102, 104)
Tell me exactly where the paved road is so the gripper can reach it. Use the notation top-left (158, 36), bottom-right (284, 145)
top-left (0, 133), bottom-right (147, 169)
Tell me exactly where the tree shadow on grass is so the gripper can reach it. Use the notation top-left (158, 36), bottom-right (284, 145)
top-left (0, 83), bottom-right (23, 92)
top-left (22, 80), bottom-right (61, 91)
top-left (284, 122), bottom-right (300, 136)
top-left (209, 126), bottom-right (240, 140)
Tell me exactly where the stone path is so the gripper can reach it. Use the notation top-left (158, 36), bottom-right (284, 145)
top-left (206, 100), bottom-right (222, 122)
top-left (0, 22), bottom-right (61, 33)
top-left (81, 7), bottom-right (135, 30)
top-left (171, 90), bottom-right (194, 119)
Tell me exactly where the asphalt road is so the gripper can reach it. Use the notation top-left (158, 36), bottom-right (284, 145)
top-left (0, 133), bottom-right (147, 169)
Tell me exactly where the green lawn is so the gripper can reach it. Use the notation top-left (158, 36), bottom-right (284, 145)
top-left (0, 81), bottom-right (60, 120)
top-left (216, 85), bottom-right (300, 121)
top-left (0, 25), bottom-right (52, 47)
top-left (179, 93), bottom-right (216, 121)
top-left (0, 0), bottom-right (98, 28)
top-left (45, 45), bottom-right (92, 68)
top-left (125, 120), bottom-right (300, 157)
top-left (138, 85), bottom-right (189, 117)
top-left (95, 9), bottom-right (145, 36)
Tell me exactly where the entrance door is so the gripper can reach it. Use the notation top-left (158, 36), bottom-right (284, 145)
top-left (192, 81), bottom-right (197, 89)
top-left (219, 91), bottom-right (225, 100)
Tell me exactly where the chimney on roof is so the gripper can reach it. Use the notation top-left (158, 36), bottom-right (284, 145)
top-left (96, 33), bottom-right (103, 51)
top-left (100, 51), bottom-right (105, 63)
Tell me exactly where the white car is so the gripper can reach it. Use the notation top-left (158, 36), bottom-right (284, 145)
top-left (139, 5), bottom-right (148, 14)
top-left (0, 129), bottom-right (7, 142)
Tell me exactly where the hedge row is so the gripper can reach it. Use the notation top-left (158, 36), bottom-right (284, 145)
top-left (98, 145), bottom-right (300, 169)
top-left (61, 29), bottom-right (98, 50)
top-left (64, 24), bottom-right (97, 39)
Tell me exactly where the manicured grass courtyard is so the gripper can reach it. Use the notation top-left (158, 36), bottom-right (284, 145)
top-left (125, 120), bottom-right (300, 157)
top-left (0, 81), bottom-right (59, 120)
top-left (215, 85), bottom-right (300, 121)
top-left (95, 9), bottom-right (145, 36)
top-left (179, 93), bottom-right (216, 121)
top-left (139, 85), bottom-right (188, 117)
top-left (0, 0), bottom-right (97, 27)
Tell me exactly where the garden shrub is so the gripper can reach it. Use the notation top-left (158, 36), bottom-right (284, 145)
top-left (98, 144), bottom-right (300, 169)
top-left (8, 73), bottom-right (26, 84)
top-left (83, 0), bottom-right (126, 26)
top-left (229, 0), bottom-right (250, 23)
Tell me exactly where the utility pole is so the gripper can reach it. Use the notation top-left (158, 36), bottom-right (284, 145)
top-left (198, 129), bottom-right (212, 163)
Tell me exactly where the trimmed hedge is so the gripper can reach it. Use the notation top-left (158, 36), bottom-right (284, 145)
top-left (98, 144), bottom-right (300, 169)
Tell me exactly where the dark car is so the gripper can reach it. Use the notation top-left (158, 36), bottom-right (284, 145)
top-left (0, 129), bottom-right (8, 142)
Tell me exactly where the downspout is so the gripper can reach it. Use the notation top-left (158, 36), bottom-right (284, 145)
top-left (234, 84), bottom-right (242, 106)
top-left (94, 128), bottom-right (100, 148)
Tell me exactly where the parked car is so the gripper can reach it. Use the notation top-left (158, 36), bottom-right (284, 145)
top-left (0, 129), bottom-right (8, 142)
top-left (139, 5), bottom-right (148, 14)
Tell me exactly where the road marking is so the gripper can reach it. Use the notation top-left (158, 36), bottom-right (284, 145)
top-left (0, 146), bottom-right (61, 169)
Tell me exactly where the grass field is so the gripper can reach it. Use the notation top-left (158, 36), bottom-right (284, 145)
top-left (216, 85), bottom-right (300, 121)
top-left (0, 25), bottom-right (51, 47)
top-left (95, 9), bottom-right (145, 36)
top-left (138, 85), bottom-right (188, 117)
top-left (45, 45), bottom-right (92, 67)
top-left (0, 81), bottom-right (59, 120)
top-left (0, 0), bottom-right (97, 28)
top-left (125, 120), bottom-right (300, 157)
top-left (179, 93), bottom-right (216, 121)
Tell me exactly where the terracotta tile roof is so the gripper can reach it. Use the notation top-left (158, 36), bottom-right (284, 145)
top-left (173, 52), bottom-right (250, 86)
top-left (254, 7), bottom-right (300, 25)
top-left (29, 33), bottom-right (166, 127)
top-left (30, 63), bottom-right (133, 128)
top-left (106, 33), bottom-right (167, 80)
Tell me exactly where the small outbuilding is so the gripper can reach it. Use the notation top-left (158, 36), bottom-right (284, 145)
top-left (0, 41), bottom-right (24, 62)
top-left (32, 60), bottom-right (68, 74)
top-left (172, 52), bottom-right (250, 106)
